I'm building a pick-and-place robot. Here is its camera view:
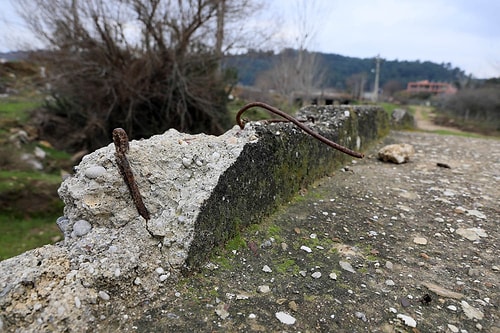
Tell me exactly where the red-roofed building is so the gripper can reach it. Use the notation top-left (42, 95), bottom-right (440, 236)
top-left (406, 80), bottom-right (457, 95)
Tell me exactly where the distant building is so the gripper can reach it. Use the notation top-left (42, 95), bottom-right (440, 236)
top-left (406, 80), bottom-right (457, 95)
top-left (293, 89), bottom-right (352, 106)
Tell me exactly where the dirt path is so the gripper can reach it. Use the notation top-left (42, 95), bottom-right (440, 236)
top-left (121, 131), bottom-right (499, 333)
top-left (413, 105), bottom-right (467, 133)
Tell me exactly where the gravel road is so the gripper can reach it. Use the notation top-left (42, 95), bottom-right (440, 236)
top-left (103, 130), bottom-right (499, 333)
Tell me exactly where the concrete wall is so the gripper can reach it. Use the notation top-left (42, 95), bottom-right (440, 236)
top-left (0, 105), bottom-right (388, 332)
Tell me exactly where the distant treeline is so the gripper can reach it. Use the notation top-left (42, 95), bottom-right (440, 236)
top-left (223, 49), bottom-right (469, 90)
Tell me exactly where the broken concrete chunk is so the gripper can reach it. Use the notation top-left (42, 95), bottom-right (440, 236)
top-left (0, 105), bottom-right (389, 333)
top-left (378, 143), bottom-right (415, 164)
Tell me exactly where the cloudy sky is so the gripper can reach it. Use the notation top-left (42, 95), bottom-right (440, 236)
top-left (1, 0), bottom-right (499, 78)
top-left (271, 0), bottom-right (500, 78)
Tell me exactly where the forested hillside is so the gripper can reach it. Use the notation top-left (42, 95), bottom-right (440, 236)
top-left (224, 49), bottom-right (468, 90)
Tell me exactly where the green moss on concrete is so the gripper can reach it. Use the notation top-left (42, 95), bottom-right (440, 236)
top-left (185, 105), bottom-right (389, 272)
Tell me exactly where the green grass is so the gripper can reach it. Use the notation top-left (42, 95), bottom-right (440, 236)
top-left (0, 170), bottom-right (62, 192)
top-left (0, 98), bottom-right (42, 122)
top-left (0, 169), bottom-right (64, 260)
top-left (275, 258), bottom-right (299, 274)
top-left (0, 214), bottom-right (62, 261)
top-left (378, 102), bottom-right (399, 116)
top-left (427, 129), bottom-right (493, 139)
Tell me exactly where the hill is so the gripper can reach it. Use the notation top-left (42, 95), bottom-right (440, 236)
top-left (223, 50), bottom-right (468, 90)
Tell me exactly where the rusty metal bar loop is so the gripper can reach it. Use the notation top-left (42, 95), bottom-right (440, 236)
top-left (236, 102), bottom-right (364, 158)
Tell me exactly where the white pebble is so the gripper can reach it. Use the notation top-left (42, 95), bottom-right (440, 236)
top-left (134, 277), bottom-right (142, 285)
top-left (413, 237), bottom-right (428, 245)
top-left (257, 285), bottom-right (270, 293)
top-left (159, 274), bottom-right (170, 281)
top-left (300, 245), bottom-right (312, 253)
top-left (84, 165), bottom-right (106, 179)
top-left (311, 272), bottom-right (322, 279)
top-left (72, 220), bottom-right (92, 237)
top-left (397, 313), bottom-right (417, 327)
top-left (262, 265), bottom-right (272, 273)
top-left (98, 291), bottom-right (110, 301)
top-left (339, 261), bottom-right (356, 273)
top-left (275, 311), bottom-right (296, 325)
top-left (182, 157), bottom-right (192, 168)
top-left (461, 300), bottom-right (484, 320)
top-left (248, 313), bottom-right (257, 319)
top-left (211, 151), bottom-right (221, 161)
top-left (448, 324), bottom-right (459, 333)
top-left (385, 279), bottom-right (395, 286)
top-left (155, 267), bottom-right (165, 274)
top-left (447, 305), bottom-right (457, 311)
top-left (74, 297), bottom-right (81, 309)
top-left (329, 272), bottom-right (337, 280)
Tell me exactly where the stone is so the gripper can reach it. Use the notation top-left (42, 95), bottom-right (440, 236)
top-left (275, 311), bottom-right (296, 325)
top-left (311, 272), bottom-right (322, 279)
top-left (391, 108), bottom-right (415, 129)
top-left (262, 265), bottom-right (272, 273)
top-left (456, 228), bottom-right (487, 241)
top-left (257, 285), bottom-right (271, 293)
top-left (84, 165), bottom-right (107, 179)
top-left (461, 301), bottom-right (484, 320)
top-left (34, 146), bottom-right (47, 159)
top-left (397, 313), bottom-right (417, 327)
top-left (413, 237), bottom-right (428, 245)
top-left (466, 209), bottom-right (486, 219)
top-left (355, 312), bottom-right (367, 322)
top-left (447, 324), bottom-right (459, 332)
top-left (71, 220), bottom-right (92, 237)
top-left (339, 261), bottom-right (356, 273)
top-left (300, 245), bottom-right (312, 253)
top-left (215, 303), bottom-right (230, 320)
top-left (378, 144), bottom-right (415, 164)
top-left (421, 282), bottom-right (464, 299)
top-left (98, 291), bottom-right (110, 301)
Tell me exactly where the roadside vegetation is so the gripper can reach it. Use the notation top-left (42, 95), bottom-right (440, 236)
top-left (433, 79), bottom-right (500, 136)
top-left (0, 63), bottom-right (68, 260)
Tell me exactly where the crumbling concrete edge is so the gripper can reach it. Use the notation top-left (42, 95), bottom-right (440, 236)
top-left (0, 105), bottom-right (389, 332)
top-left (186, 105), bottom-right (389, 270)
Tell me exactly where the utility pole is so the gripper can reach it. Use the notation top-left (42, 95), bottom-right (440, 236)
top-left (373, 54), bottom-right (381, 102)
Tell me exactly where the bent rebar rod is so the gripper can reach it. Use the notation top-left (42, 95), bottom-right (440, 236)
top-left (236, 102), bottom-right (364, 158)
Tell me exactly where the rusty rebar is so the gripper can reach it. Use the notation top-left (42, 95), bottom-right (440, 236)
top-left (236, 102), bottom-right (364, 158)
top-left (112, 128), bottom-right (150, 221)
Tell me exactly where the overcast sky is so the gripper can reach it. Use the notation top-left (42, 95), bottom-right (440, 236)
top-left (1, 0), bottom-right (499, 78)
top-left (271, 0), bottom-right (500, 78)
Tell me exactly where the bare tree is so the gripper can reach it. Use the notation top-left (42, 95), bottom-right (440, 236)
top-left (255, 0), bottom-right (326, 108)
top-left (382, 80), bottom-right (403, 98)
top-left (14, 0), bottom-right (264, 152)
top-left (345, 73), bottom-right (367, 100)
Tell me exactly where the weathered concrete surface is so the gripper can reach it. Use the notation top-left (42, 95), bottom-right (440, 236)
top-left (0, 105), bottom-right (388, 332)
